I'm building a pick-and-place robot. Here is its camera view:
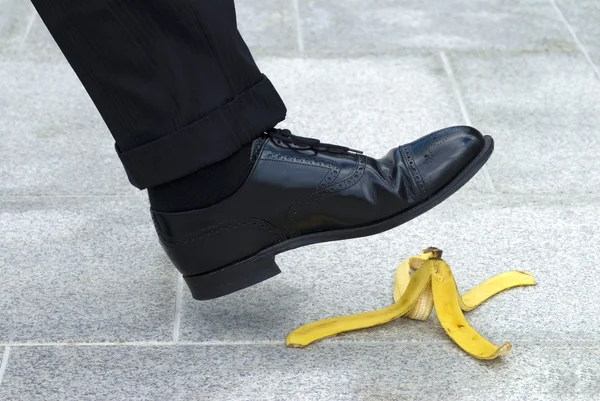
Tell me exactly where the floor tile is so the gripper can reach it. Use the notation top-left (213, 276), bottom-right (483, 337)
top-left (180, 194), bottom-right (600, 343)
top-left (0, 343), bottom-right (598, 400)
top-left (299, 0), bottom-right (575, 55)
top-left (447, 51), bottom-right (600, 193)
top-left (0, 197), bottom-right (176, 342)
top-left (0, 62), bottom-right (136, 195)
top-left (0, 0), bottom-right (33, 57)
top-left (16, 14), bottom-right (64, 63)
top-left (236, 0), bottom-right (298, 55)
top-left (555, 0), bottom-right (600, 66)
top-left (12, 1), bottom-right (298, 62)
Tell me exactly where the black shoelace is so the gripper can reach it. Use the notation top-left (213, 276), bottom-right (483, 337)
top-left (267, 128), bottom-right (363, 155)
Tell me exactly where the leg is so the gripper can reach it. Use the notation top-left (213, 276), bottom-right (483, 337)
top-left (32, 0), bottom-right (494, 300)
top-left (31, 0), bottom-right (286, 189)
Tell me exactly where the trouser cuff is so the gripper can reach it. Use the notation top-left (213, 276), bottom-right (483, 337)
top-left (116, 75), bottom-right (286, 189)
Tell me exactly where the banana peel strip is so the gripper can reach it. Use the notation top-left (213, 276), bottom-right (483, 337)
top-left (286, 264), bottom-right (433, 347)
top-left (432, 260), bottom-right (513, 360)
top-left (286, 249), bottom-right (536, 360)
top-left (459, 271), bottom-right (536, 311)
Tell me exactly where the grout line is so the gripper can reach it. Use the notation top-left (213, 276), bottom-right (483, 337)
top-left (17, 11), bottom-right (37, 54)
top-left (291, 0), bottom-right (304, 55)
top-left (0, 340), bottom-right (599, 348)
top-left (0, 342), bottom-right (175, 347)
top-left (440, 52), bottom-right (472, 126)
top-left (172, 274), bottom-right (184, 343)
top-left (0, 347), bottom-right (11, 388)
top-left (549, 0), bottom-right (600, 81)
top-left (177, 340), bottom-right (284, 346)
top-left (476, 168), bottom-right (496, 194)
top-left (0, 195), bottom-right (140, 198)
top-left (0, 340), bottom-right (283, 347)
top-left (439, 51), bottom-right (497, 194)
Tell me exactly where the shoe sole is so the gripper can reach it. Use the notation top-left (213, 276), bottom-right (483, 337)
top-left (185, 136), bottom-right (495, 300)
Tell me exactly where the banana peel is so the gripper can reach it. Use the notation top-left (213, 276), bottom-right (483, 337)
top-left (286, 248), bottom-right (536, 360)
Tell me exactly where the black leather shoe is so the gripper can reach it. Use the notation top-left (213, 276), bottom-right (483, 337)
top-left (152, 126), bottom-right (494, 300)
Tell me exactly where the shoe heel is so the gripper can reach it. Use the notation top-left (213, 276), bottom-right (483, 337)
top-left (183, 256), bottom-right (281, 300)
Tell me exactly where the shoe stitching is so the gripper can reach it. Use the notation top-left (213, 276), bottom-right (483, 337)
top-left (401, 145), bottom-right (428, 199)
top-left (155, 218), bottom-right (284, 247)
top-left (316, 167), bottom-right (341, 189)
top-left (263, 150), bottom-right (339, 173)
top-left (424, 130), bottom-right (449, 167)
top-left (261, 159), bottom-right (333, 171)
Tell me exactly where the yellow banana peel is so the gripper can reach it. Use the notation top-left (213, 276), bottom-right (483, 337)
top-left (286, 248), bottom-right (536, 360)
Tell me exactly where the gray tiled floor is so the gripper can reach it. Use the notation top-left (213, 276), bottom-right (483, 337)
top-left (2, 0), bottom-right (600, 399)
top-left (448, 51), bottom-right (600, 194)
top-left (236, 0), bottom-right (299, 55)
top-left (299, 0), bottom-right (576, 55)
top-left (0, 197), bottom-right (175, 343)
top-left (18, 15), bottom-right (63, 63)
top-left (555, 0), bottom-right (600, 68)
top-left (1, 343), bottom-right (600, 401)
top-left (0, 62), bottom-right (135, 195)
top-left (0, 0), bottom-right (33, 58)
top-left (0, 343), bottom-right (600, 401)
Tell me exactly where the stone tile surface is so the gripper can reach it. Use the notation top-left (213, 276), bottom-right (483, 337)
top-left (12, 0), bottom-right (298, 61)
top-left (556, 0), bottom-right (600, 66)
top-left (0, 343), bottom-right (598, 401)
top-left (299, 0), bottom-right (576, 55)
top-left (0, 0), bottom-right (33, 57)
top-left (0, 197), bottom-right (175, 343)
top-left (235, 0), bottom-right (298, 55)
top-left (180, 193), bottom-right (600, 343)
top-left (17, 14), bottom-right (64, 63)
top-left (0, 62), bottom-right (136, 196)
top-left (260, 56), bottom-right (462, 151)
top-left (447, 51), bottom-right (600, 194)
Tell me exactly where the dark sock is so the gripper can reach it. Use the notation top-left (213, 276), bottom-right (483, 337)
top-left (148, 139), bottom-right (262, 212)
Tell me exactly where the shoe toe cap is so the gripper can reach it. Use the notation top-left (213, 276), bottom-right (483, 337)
top-left (404, 126), bottom-right (485, 196)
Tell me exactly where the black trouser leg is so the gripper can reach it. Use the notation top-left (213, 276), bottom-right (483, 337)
top-left (30, 0), bottom-right (287, 189)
